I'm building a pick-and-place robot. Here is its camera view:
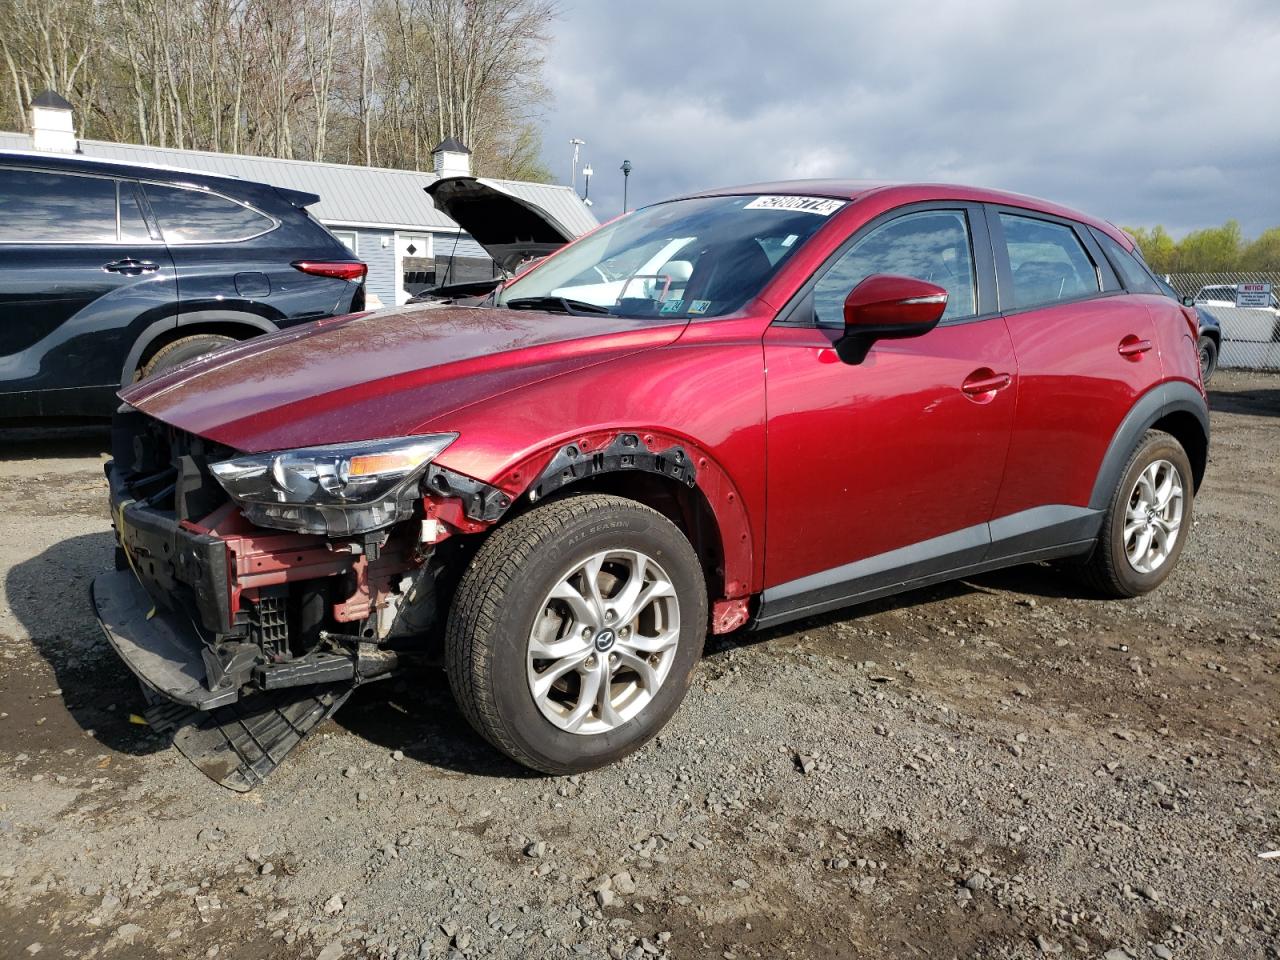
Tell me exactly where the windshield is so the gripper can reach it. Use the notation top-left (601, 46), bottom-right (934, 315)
top-left (497, 194), bottom-right (847, 319)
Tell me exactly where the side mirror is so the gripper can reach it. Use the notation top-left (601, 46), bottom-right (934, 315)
top-left (834, 274), bottom-right (948, 364)
top-left (1180, 295), bottom-right (1195, 308)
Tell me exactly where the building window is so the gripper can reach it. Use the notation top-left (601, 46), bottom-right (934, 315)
top-left (331, 229), bottom-right (358, 254)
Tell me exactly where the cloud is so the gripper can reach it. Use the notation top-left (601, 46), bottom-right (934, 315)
top-left (538, 0), bottom-right (1280, 236)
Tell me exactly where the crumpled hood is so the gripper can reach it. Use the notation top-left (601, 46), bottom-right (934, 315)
top-left (121, 303), bottom-right (686, 452)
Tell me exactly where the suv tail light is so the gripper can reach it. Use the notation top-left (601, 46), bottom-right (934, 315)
top-left (292, 260), bottom-right (367, 282)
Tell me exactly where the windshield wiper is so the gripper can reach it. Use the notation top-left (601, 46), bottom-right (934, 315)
top-left (504, 296), bottom-right (611, 316)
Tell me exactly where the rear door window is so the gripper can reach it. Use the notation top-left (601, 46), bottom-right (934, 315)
top-left (813, 209), bottom-right (977, 325)
top-left (143, 184), bottom-right (275, 243)
top-left (997, 214), bottom-right (1100, 309)
top-left (0, 168), bottom-right (118, 243)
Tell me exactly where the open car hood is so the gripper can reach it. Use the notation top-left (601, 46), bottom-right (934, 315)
top-left (427, 176), bottom-right (578, 273)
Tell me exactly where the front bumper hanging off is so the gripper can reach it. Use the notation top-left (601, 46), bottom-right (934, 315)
top-left (92, 412), bottom-right (432, 790)
top-left (91, 569), bottom-right (239, 710)
top-left (91, 463), bottom-right (375, 789)
top-left (91, 568), bottom-right (356, 790)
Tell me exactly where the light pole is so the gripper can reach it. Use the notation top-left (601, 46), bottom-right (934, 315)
top-left (581, 164), bottom-right (593, 206)
top-left (620, 159), bottom-right (632, 213)
top-left (569, 138), bottom-right (585, 193)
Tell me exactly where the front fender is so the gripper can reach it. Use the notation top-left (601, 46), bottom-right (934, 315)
top-left (436, 428), bottom-right (756, 606)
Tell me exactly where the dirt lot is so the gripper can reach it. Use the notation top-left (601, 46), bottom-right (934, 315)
top-left (1, 371), bottom-right (1277, 960)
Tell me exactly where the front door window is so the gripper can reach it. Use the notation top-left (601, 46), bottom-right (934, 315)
top-left (813, 210), bottom-right (977, 324)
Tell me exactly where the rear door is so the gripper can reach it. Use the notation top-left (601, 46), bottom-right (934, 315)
top-left (989, 208), bottom-right (1160, 531)
top-left (142, 182), bottom-right (351, 326)
top-left (0, 165), bottom-right (177, 414)
top-left (760, 203), bottom-right (1018, 623)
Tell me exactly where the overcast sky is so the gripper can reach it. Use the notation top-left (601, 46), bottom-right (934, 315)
top-left (537, 0), bottom-right (1280, 237)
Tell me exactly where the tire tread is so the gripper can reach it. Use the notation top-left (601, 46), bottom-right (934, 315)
top-left (141, 333), bottom-right (236, 378)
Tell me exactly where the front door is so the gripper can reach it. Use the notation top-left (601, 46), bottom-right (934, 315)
top-left (394, 232), bottom-right (434, 305)
top-left (760, 205), bottom-right (1017, 624)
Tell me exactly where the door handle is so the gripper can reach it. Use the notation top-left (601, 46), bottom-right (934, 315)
top-left (102, 258), bottom-right (159, 276)
top-left (1118, 335), bottom-right (1152, 359)
top-left (961, 370), bottom-right (1012, 396)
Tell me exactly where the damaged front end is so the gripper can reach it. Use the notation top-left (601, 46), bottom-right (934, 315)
top-left (91, 409), bottom-right (487, 789)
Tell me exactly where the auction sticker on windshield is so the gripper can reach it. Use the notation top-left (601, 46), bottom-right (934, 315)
top-left (744, 196), bottom-right (845, 216)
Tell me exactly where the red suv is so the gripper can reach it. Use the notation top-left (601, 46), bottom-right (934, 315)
top-left (92, 182), bottom-right (1208, 788)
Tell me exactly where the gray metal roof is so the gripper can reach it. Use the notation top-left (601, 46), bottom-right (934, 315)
top-left (0, 131), bottom-right (597, 236)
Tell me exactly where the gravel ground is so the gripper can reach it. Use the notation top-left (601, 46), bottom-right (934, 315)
top-left (1, 371), bottom-right (1277, 960)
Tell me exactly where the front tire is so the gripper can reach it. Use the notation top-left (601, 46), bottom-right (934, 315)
top-left (1081, 429), bottom-right (1193, 598)
top-left (445, 494), bottom-right (707, 775)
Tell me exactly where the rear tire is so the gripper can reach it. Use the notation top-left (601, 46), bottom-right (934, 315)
top-left (139, 334), bottom-right (236, 379)
top-left (1080, 429), bottom-right (1193, 598)
top-left (445, 494), bottom-right (707, 775)
top-left (1197, 335), bottom-right (1218, 385)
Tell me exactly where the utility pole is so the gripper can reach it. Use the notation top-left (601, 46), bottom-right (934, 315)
top-left (621, 159), bottom-right (632, 213)
top-left (569, 138), bottom-right (585, 193)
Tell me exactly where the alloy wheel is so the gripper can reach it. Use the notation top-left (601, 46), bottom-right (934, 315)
top-left (1123, 459), bottom-right (1184, 574)
top-left (527, 549), bottom-right (680, 734)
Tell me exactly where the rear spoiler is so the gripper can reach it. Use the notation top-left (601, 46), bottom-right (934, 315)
top-left (274, 186), bottom-right (321, 209)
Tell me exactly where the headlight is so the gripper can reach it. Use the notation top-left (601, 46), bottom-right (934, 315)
top-left (210, 434), bottom-right (457, 536)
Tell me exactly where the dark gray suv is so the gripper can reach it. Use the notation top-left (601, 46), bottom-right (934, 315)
top-left (0, 151), bottom-right (366, 419)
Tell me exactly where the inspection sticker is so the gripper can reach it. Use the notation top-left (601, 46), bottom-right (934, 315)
top-left (688, 300), bottom-right (713, 314)
top-left (744, 195), bottom-right (844, 216)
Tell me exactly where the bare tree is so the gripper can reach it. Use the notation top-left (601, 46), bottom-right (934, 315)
top-left (0, 0), bottom-right (557, 180)
top-left (0, 0), bottom-right (99, 130)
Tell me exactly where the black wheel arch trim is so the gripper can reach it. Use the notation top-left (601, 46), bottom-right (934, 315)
top-left (120, 309), bottom-right (281, 386)
top-left (1088, 380), bottom-right (1209, 510)
top-left (526, 434), bottom-right (698, 505)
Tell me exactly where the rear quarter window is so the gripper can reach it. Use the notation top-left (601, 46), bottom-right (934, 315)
top-left (1096, 233), bottom-right (1162, 295)
top-left (144, 184), bottom-right (276, 243)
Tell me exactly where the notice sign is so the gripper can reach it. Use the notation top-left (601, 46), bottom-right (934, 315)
top-left (1235, 282), bottom-right (1272, 308)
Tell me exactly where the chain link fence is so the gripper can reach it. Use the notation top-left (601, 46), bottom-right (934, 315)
top-left (1163, 272), bottom-right (1280, 371)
